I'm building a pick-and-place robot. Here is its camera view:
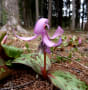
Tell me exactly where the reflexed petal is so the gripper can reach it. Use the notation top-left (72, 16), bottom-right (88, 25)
top-left (34, 18), bottom-right (49, 35)
top-left (1, 34), bottom-right (8, 44)
top-left (13, 29), bottom-right (38, 41)
top-left (43, 34), bottom-right (62, 47)
top-left (78, 38), bottom-right (82, 45)
top-left (15, 34), bottom-right (38, 41)
top-left (50, 26), bottom-right (64, 39)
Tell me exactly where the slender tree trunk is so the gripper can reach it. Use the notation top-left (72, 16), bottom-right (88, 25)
top-left (35, 0), bottom-right (39, 21)
top-left (55, 0), bottom-right (63, 26)
top-left (1, 0), bottom-right (27, 33)
top-left (0, 0), bottom-right (3, 26)
top-left (84, 0), bottom-right (88, 31)
top-left (71, 0), bottom-right (76, 30)
top-left (41, 0), bottom-right (44, 17)
top-left (45, 0), bottom-right (48, 17)
top-left (48, 0), bottom-right (52, 26)
top-left (23, 0), bottom-right (27, 28)
top-left (81, 3), bottom-right (84, 29)
top-left (87, 1), bottom-right (88, 20)
top-left (75, 0), bottom-right (80, 28)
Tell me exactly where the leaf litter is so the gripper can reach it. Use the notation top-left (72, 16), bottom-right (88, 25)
top-left (0, 30), bottom-right (88, 90)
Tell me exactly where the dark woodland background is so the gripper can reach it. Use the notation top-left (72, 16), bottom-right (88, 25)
top-left (0, 0), bottom-right (88, 31)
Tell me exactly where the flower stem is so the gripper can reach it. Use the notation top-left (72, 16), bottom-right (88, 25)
top-left (43, 50), bottom-right (47, 78)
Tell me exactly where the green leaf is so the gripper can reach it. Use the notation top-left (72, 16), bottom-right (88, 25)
top-left (48, 70), bottom-right (88, 90)
top-left (68, 53), bottom-right (72, 58)
top-left (25, 42), bottom-right (29, 48)
top-left (72, 36), bottom-right (77, 41)
top-left (0, 32), bottom-right (6, 44)
top-left (0, 68), bottom-right (6, 73)
top-left (50, 47), bottom-right (54, 52)
top-left (25, 43), bottom-right (31, 53)
top-left (61, 35), bottom-right (67, 40)
top-left (12, 53), bottom-right (51, 75)
top-left (63, 41), bottom-right (69, 47)
top-left (73, 47), bottom-right (78, 51)
top-left (1, 44), bottom-right (23, 58)
top-left (56, 56), bottom-right (68, 63)
top-left (5, 60), bottom-right (13, 66)
top-left (75, 58), bottom-right (81, 61)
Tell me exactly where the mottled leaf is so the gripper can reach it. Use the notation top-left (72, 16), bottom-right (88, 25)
top-left (48, 70), bottom-right (88, 90)
top-left (1, 44), bottom-right (23, 58)
top-left (63, 41), bottom-right (69, 47)
top-left (12, 53), bottom-right (51, 75)
top-left (0, 32), bottom-right (6, 44)
top-left (61, 35), bottom-right (67, 40)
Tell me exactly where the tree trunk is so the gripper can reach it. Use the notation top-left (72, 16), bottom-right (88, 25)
top-left (75, 0), bottom-right (80, 28)
top-left (48, 0), bottom-right (52, 26)
top-left (81, 3), bottom-right (84, 29)
top-left (0, 0), bottom-right (3, 26)
top-left (84, 0), bottom-right (88, 31)
top-left (35, 0), bottom-right (39, 21)
top-left (71, 0), bottom-right (76, 30)
top-left (55, 0), bottom-right (63, 26)
top-left (1, 0), bottom-right (27, 33)
top-left (41, 0), bottom-right (44, 17)
top-left (23, 0), bottom-right (27, 28)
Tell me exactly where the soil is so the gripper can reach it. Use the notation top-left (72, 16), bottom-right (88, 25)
top-left (0, 30), bottom-right (88, 90)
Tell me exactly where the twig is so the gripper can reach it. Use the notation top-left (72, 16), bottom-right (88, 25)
top-left (73, 61), bottom-right (88, 70)
top-left (55, 54), bottom-right (88, 70)
top-left (0, 80), bottom-right (34, 90)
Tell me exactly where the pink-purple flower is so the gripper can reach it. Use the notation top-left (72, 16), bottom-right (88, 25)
top-left (13, 18), bottom-right (64, 53)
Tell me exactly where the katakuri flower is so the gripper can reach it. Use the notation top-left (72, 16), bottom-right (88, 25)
top-left (13, 18), bottom-right (64, 53)
top-left (13, 18), bottom-right (64, 78)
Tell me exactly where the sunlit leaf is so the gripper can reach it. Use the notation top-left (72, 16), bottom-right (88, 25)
top-left (1, 44), bottom-right (23, 58)
top-left (72, 36), bottom-right (77, 41)
top-left (56, 56), bottom-right (68, 63)
top-left (25, 42), bottom-right (30, 49)
top-left (68, 52), bottom-right (72, 58)
top-left (25, 43), bottom-right (31, 53)
top-left (0, 32), bottom-right (6, 44)
top-left (12, 53), bottom-right (51, 75)
top-left (61, 35), bottom-right (67, 40)
top-left (48, 70), bottom-right (88, 90)
top-left (63, 41), bottom-right (69, 47)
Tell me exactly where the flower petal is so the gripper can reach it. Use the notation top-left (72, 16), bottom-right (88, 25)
top-left (34, 18), bottom-right (49, 35)
top-left (50, 26), bottom-right (64, 39)
top-left (15, 35), bottom-right (38, 41)
top-left (1, 34), bottom-right (8, 44)
top-left (13, 29), bottom-right (38, 41)
top-left (78, 38), bottom-right (82, 45)
top-left (43, 34), bottom-right (62, 47)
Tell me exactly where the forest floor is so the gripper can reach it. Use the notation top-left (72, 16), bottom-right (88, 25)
top-left (0, 30), bottom-right (88, 90)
